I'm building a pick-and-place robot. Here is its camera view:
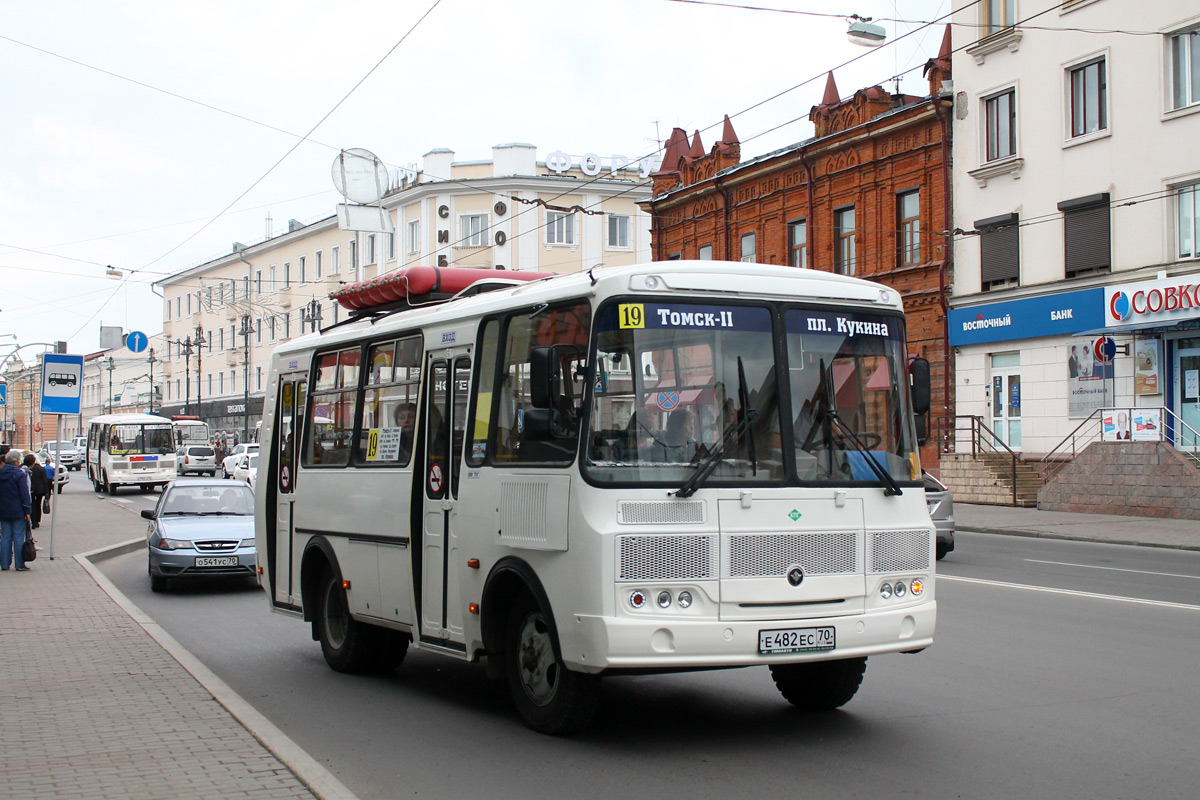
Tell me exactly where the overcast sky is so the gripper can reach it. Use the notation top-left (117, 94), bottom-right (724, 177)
top-left (0, 0), bottom-right (951, 361)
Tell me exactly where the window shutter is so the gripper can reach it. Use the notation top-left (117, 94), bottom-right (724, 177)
top-left (1059, 193), bottom-right (1110, 276)
top-left (977, 213), bottom-right (1019, 284)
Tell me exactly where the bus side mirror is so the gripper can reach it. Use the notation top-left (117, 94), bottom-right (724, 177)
top-left (910, 357), bottom-right (931, 416)
top-left (529, 346), bottom-right (560, 409)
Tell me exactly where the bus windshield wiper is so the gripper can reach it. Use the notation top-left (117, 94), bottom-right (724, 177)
top-left (674, 357), bottom-right (757, 499)
top-left (820, 358), bottom-right (902, 497)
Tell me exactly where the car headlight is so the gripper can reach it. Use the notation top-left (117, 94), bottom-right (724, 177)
top-left (156, 537), bottom-right (193, 551)
top-left (239, 539), bottom-right (257, 548)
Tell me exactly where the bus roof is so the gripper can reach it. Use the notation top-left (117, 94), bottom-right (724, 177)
top-left (87, 413), bottom-right (174, 425)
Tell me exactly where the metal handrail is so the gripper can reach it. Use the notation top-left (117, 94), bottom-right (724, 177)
top-left (1039, 409), bottom-right (1103, 482)
top-left (949, 414), bottom-right (1020, 506)
top-left (1160, 406), bottom-right (1200, 466)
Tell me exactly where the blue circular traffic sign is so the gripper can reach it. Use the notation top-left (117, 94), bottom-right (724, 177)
top-left (126, 331), bottom-right (149, 353)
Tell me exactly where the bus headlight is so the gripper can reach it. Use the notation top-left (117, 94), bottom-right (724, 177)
top-left (910, 579), bottom-right (924, 596)
top-left (879, 583), bottom-right (893, 599)
top-left (894, 581), bottom-right (907, 597)
top-left (657, 591), bottom-right (672, 608)
top-left (677, 591), bottom-right (693, 608)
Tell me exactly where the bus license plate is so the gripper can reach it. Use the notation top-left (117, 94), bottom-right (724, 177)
top-left (195, 556), bottom-right (238, 567)
top-left (758, 626), bottom-right (836, 654)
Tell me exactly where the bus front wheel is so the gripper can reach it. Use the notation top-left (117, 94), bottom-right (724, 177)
top-left (504, 593), bottom-right (600, 735)
top-left (315, 568), bottom-right (378, 673)
top-left (769, 657), bottom-right (867, 711)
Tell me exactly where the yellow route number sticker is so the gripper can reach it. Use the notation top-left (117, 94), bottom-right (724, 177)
top-left (618, 303), bottom-right (645, 329)
top-left (366, 429), bottom-right (381, 461)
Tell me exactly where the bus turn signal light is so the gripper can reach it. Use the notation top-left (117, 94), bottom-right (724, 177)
top-left (467, 558), bottom-right (480, 569)
top-left (469, 603), bottom-right (479, 614)
top-left (342, 580), bottom-right (351, 590)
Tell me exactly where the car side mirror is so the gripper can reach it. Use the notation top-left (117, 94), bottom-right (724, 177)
top-left (140, 509), bottom-right (155, 520)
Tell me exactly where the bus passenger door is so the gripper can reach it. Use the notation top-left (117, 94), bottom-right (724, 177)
top-left (270, 376), bottom-right (305, 607)
top-left (420, 352), bottom-right (471, 649)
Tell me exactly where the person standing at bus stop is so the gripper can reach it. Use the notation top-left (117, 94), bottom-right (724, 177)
top-left (0, 449), bottom-right (33, 570)
top-left (23, 452), bottom-right (50, 529)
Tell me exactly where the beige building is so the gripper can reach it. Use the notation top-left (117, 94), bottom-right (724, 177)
top-left (153, 143), bottom-right (653, 436)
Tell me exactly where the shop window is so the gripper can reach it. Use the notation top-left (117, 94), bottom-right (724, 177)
top-left (1059, 193), bottom-right (1110, 276)
top-left (977, 212), bottom-right (1020, 290)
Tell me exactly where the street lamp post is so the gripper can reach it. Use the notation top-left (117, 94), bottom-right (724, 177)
top-left (106, 357), bottom-right (115, 414)
top-left (239, 315), bottom-right (253, 441)
top-left (179, 337), bottom-right (193, 415)
top-left (147, 348), bottom-right (157, 414)
top-left (195, 324), bottom-right (204, 420)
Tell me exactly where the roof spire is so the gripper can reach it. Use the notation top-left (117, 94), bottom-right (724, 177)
top-left (821, 71), bottom-right (840, 106)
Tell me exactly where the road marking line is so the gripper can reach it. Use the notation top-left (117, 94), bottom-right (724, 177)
top-left (939, 575), bottom-right (1200, 612)
top-left (1024, 558), bottom-right (1200, 581)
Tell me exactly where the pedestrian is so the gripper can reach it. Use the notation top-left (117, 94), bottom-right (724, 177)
top-left (24, 452), bottom-right (50, 529)
top-left (0, 449), bottom-right (33, 571)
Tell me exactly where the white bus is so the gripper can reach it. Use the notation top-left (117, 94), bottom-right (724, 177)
top-left (256, 262), bottom-right (936, 734)
top-left (171, 416), bottom-right (211, 448)
top-left (86, 413), bottom-right (177, 494)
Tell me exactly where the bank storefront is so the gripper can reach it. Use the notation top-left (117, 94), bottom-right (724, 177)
top-left (157, 395), bottom-right (266, 443)
top-left (950, 276), bottom-right (1200, 456)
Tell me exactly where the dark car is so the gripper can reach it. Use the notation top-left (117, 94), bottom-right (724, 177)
top-left (142, 479), bottom-right (256, 592)
top-left (924, 472), bottom-right (955, 561)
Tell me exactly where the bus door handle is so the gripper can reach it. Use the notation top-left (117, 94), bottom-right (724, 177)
top-left (441, 499), bottom-right (454, 511)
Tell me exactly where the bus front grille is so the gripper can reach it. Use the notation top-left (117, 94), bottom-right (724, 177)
top-left (726, 532), bottom-right (858, 577)
top-left (868, 529), bottom-right (930, 573)
top-left (617, 535), bottom-right (717, 581)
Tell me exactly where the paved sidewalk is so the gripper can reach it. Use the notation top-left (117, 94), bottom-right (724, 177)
top-left (956, 503), bottom-right (1200, 551)
top-left (0, 487), bottom-right (342, 800)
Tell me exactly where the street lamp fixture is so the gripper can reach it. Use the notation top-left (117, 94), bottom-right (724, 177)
top-left (106, 357), bottom-right (116, 414)
top-left (179, 337), bottom-right (194, 416)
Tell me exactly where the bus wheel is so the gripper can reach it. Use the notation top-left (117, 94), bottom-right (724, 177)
top-left (769, 657), bottom-right (867, 711)
top-left (504, 593), bottom-right (600, 735)
top-left (316, 567), bottom-right (376, 673)
top-left (104, 473), bottom-right (117, 495)
top-left (373, 629), bottom-right (410, 673)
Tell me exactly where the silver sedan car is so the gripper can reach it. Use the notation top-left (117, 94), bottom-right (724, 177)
top-left (142, 478), bottom-right (257, 592)
top-left (923, 472), bottom-right (955, 561)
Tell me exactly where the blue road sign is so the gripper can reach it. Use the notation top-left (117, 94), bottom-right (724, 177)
top-left (126, 330), bottom-right (149, 353)
top-left (0, 383), bottom-right (6, 406)
top-left (41, 353), bottom-right (84, 415)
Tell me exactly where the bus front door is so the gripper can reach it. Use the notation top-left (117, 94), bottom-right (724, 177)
top-left (270, 376), bottom-right (305, 608)
top-left (419, 352), bottom-right (471, 650)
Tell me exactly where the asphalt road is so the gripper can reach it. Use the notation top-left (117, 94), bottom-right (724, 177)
top-left (97, 503), bottom-right (1200, 800)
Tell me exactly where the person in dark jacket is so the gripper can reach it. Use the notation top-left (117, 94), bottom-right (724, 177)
top-left (0, 449), bottom-right (33, 570)
top-left (24, 452), bottom-right (50, 529)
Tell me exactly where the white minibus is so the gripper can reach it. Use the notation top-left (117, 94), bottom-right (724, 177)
top-left (86, 413), bottom-right (177, 494)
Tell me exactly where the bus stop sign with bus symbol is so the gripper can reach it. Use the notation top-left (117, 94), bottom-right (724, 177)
top-left (41, 353), bottom-right (84, 415)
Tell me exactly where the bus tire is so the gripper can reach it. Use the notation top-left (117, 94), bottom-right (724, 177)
top-left (372, 629), bottom-right (410, 673)
top-left (769, 657), bottom-right (867, 711)
top-left (315, 567), bottom-right (377, 673)
top-left (504, 592), bottom-right (599, 735)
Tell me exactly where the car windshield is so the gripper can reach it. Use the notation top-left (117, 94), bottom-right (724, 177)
top-left (109, 424), bottom-right (174, 455)
top-left (585, 301), bottom-right (783, 485)
top-left (161, 485), bottom-right (254, 516)
top-left (584, 301), bottom-right (920, 488)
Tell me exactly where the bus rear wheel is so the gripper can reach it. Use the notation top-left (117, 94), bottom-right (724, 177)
top-left (504, 593), bottom-right (600, 735)
top-left (769, 657), bottom-right (867, 711)
top-left (315, 567), bottom-right (379, 673)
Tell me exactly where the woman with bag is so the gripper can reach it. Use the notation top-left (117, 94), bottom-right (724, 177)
top-left (24, 452), bottom-right (50, 529)
top-left (0, 449), bottom-right (32, 570)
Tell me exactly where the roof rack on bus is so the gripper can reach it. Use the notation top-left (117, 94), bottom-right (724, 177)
top-left (330, 265), bottom-right (558, 322)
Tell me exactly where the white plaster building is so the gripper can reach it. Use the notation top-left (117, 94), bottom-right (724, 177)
top-left (154, 144), bottom-right (653, 436)
top-left (949, 0), bottom-right (1200, 456)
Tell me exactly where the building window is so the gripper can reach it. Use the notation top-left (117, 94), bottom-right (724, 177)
top-left (299, 256), bottom-right (306, 284)
top-left (984, 0), bottom-right (1014, 36)
top-left (1069, 59), bottom-right (1107, 138)
top-left (208, 374), bottom-right (213, 396)
top-left (545, 212), bottom-right (572, 245)
top-left (1169, 28), bottom-right (1200, 111)
top-left (229, 279), bottom-right (236, 303)
top-left (176, 296), bottom-right (181, 318)
top-left (740, 232), bottom-right (756, 262)
top-left (283, 262), bottom-right (291, 289)
top-left (607, 215), bottom-right (630, 248)
top-left (331, 245), bottom-right (340, 275)
top-left (349, 240), bottom-right (357, 274)
top-left (1059, 193), bottom-right (1110, 276)
top-left (283, 311), bottom-right (291, 340)
top-left (1178, 183), bottom-right (1200, 259)
top-left (315, 251), bottom-right (323, 280)
top-left (218, 327), bottom-right (224, 351)
top-left (175, 379), bottom-right (180, 400)
top-left (985, 89), bottom-right (1017, 161)
top-left (788, 220), bottom-right (808, 268)
top-left (698, 244), bottom-right (713, 260)
top-left (256, 367), bottom-right (262, 392)
top-left (387, 232), bottom-right (396, 261)
top-left (269, 317), bottom-right (277, 342)
top-left (667, 252), bottom-right (682, 260)
top-left (255, 270), bottom-right (262, 295)
top-left (408, 220), bottom-right (420, 254)
top-left (898, 191), bottom-right (921, 266)
top-left (219, 372), bottom-right (224, 395)
top-left (269, 266), bottom-right (277, 292)
top-left (977, 212), bottom-right (1020, 290)
top-left (166, 297), bottom-right (172, 321)
top-left (835, 208), bottom-right (856, 275)
top-left (459, 214), bottom-right (489, 247)
top-left (367, 234), bottom-right (377, 265)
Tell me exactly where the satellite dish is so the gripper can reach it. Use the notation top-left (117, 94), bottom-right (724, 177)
top-left (332, 148), bottom-right (388, 205)
top-left (847, 18), bottom-right (886, 47)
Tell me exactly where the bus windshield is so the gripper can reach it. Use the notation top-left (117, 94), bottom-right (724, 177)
top-left (109, 424), bottom-right (174, 455)
top-left (584, 301), bottom-right (919, 487)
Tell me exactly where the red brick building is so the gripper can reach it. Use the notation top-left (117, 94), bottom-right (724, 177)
top-left (640, 31), bottom-right (954, 468)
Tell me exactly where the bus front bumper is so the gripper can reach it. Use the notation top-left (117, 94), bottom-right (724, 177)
top-left (562, 602), bottom-right (936, 673)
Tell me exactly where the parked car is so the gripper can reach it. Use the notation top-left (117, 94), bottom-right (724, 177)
top-left (176, 444), bottom-right (218, 477)
top-left (924, 472), bottom-right (955, 561)
top-left (221, 442), bottom-right (259, 478)
top-left (40, 440), bottom-right (82, 470)
top-left (142, 478), bottom-right (257, 592)
top-left (232, 452), bottom-right (258, 489)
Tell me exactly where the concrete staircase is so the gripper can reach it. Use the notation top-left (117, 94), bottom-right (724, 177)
top-left (940, 452), bottom-right (1042, 507)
